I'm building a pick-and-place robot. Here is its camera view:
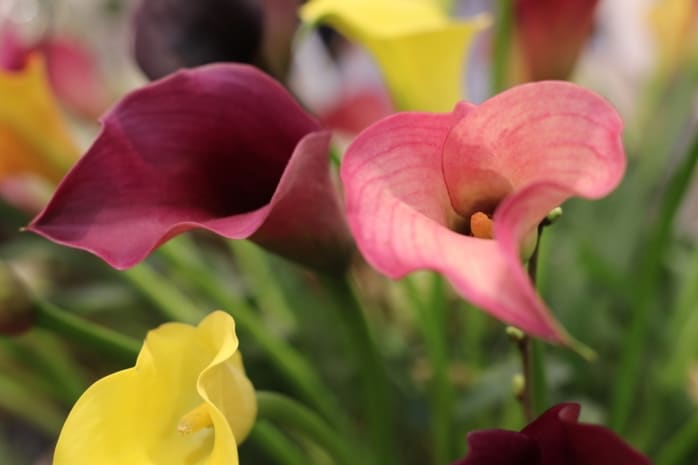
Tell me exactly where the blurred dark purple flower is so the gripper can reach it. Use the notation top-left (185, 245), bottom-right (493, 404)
top-left (133, 0), bottom-right (299, 80)
top-left (453, 403), bottom-right (652, 465)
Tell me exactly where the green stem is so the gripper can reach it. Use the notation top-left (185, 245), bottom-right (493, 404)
top-left (404, 274), bottom-right (455, 464)
top-left (491, 0), bottom-right (514, 94)
top-left (655, 412), bottom-right (698, 465)
top-left (33, 300), bottom-right (140, 364)
top-left (513, 225), bottom-right (548, 421)
top-left (529, 339), bottom-right (547, 415)
top-left (321, 274), bottom-right (395, 465)
top-left (248, 421), bottom-right (310, 465)
top-left (122, 264), bottom-right (205, 323)
top-left (228, 241), bottom-right (296, 330)
top-left (256, 391), bottom-right (355, 465)
top-left (157, 241), bottom-right (346, 429)
top-left (660, 243), bottom-right (698, 386)
top-left (0, 374), bottom-right (65, 435)
top-left (610, 127), bottom-right (698, 432)
top-left (527, 225), bottom-right (548, 416)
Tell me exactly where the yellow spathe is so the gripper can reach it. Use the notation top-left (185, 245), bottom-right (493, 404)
top-left (53, 311), bottom-right (257, 465)
top-left (300, 0), bottom-right (490, 112)
top-left (0, 55), bottom-right (78, 182)
top-left (650, 0), bottom-right (698, 74)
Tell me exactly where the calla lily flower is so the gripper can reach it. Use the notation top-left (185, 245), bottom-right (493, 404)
top-left (53, 311), bottom-right (257, 465)
top-left (512, 0), bottom-right (600, 82)
top-left (28, 63), bottom-right (352, 271)
top-left (341, 81), bottom-right (624, 343)
top-left (453, 403), bottom-right (652, 465)
top-left (300, 0), bottom-right (490, 112)
top-left (134, 0), bottom-right (299, 80)
top-left (0, 54), bottom-right (78, 184)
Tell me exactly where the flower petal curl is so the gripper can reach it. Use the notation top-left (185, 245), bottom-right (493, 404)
top-left (300, 0), bottom-right (490, 112)
top-left (53, 311), bottom-right (256, 465)
top-left (28, 63), bottom-right (351, 271)
top-left (342, 82), bottom-right (624, 343)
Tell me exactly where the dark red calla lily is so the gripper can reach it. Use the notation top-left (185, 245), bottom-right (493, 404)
top-left (454, 403), bottom-right (652, 465)
top-left (27, 63), bottom-right (352, 271)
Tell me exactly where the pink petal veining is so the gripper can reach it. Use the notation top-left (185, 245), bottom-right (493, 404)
top-left (342, 81), bottom-right (625, 343)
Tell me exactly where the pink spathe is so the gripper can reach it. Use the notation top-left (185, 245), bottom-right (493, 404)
top-left (341, 81), bottom-right (624, 343)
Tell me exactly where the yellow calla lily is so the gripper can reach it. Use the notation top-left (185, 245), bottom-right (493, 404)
top-left (0, 54), bottom-right (78, 183)
top-left (300, 0), bottom-right (490, 112)
top-left (53, 311), bottom-right (257, 465)
top-left (650, 0), bottom-right (698, 75)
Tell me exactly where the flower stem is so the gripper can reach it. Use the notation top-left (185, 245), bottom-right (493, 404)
top-left (256, 391), bottom-right (355, 465)
top-left (655, 411), bottom-right (698, 465)
top-left (320, 274), bottom-right (396, 465)
top-left (248, 420), bottom-right (310, 465)
top-left (33, 299), bottom-right (140, 364)
top-left (610, 127), bottom-right (698, 432)
top-left (404, 273), bottom-right (455, 464)
top-left (122, 264), bottom-right (205, 323)
top-left (512, 224), bottom-right (548, 422)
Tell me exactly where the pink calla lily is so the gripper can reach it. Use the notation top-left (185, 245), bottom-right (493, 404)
top-left (28, 63), bottom-right (352, 271)
top-left (341, 81), bottom-right (624, 343)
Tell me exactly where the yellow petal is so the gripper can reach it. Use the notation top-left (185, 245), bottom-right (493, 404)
top-left (650, 0), bottom-right (698, 75)
top-left (300, 0), bottom-right (490, 112)
top-left (53, 311), bottom-right (257, 465)
top-left (0, 55), bottom-right (78, 183)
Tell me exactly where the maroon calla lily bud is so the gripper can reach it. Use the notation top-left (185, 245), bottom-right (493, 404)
top-left (133, 0), bottom-right (299, 80)
top-left (453, 403), bottom-right (652, 465)
top-left (27, 63), bottom-right (352, 272)
top-left (514, 0), bottom-right (599, 81)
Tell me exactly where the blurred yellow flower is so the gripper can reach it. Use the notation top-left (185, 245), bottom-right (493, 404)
top-left (53, 311), bottom-right (257, 465)
top-left (650, 0), bottom-right (698, 75)
top-left (300, 0), bottom-right (489, 112)
top-left (0, 54), bottom-right (78, 183)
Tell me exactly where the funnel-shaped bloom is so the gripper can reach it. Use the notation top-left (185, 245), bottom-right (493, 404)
top-left (28, 63), bottom-right (352, 271)
top-left (453, 403), bottom-right (651, 465)
top-left (342, 81), bottom-right (624, 343)
top-left (0, 54), bottom-right (78, 183)
top-left (53, 311), bottom-right (257, 465)
top-left (300, 0), bottom-right (490, 112)
top-left (512, 0), bottom-right (599, 82)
